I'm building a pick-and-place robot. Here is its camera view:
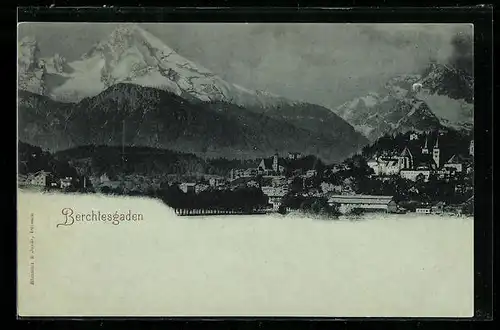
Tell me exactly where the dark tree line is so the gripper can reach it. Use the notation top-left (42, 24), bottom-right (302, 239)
top-left (18, 141), bottom-right (96, 193)
top-left (158, 185), bottom-right (269, 212)
top-left (283, 155), bottom-right (326, 175)
top-left (54, 145), bottom-right (285, 178)
top-left (19, 141), bottom-right (79, 179)
top-left (280, 193), bottom-right (340, 216)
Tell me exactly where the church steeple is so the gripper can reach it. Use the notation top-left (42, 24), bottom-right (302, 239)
top-left (432, 136), bottom-right (440, 168)
top-left (422, 137), bottom-right (429, 155)
top-left (272, 152), bottom-right (279, 173)
top-left (400, 146), bottom-right (413, 169)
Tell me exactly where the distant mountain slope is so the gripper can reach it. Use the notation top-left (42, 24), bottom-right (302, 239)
top-left (333, 63), bottom-right (474, 142)
top-left (18, 84), bottom-right (367, 163)
top-left (204, 100), bottom-right (367, 155)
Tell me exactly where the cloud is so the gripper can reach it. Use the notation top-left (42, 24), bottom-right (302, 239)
top-left (449, 31), bottom-right (473, 75)
top-left (359, 24), bottom-right (473, 67)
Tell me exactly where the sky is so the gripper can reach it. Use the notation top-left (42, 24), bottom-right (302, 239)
top-left (18, 23), bottom-right (473, 109)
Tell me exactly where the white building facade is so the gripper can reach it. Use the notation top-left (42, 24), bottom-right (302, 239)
top-left (399, 169), bottom-right (431, 182)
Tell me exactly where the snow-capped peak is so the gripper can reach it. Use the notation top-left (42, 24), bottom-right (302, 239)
top-left (18, 25), bottom-right (297, 108)
top-left (332, 64), bottom-right (474, 141)
top-left (18, 36), bottom-right (41, 72)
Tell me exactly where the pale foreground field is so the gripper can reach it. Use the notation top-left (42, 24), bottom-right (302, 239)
top-left (17, 190), bottom-right (473, 317)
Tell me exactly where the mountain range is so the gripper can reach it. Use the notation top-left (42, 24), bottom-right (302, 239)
top-left (18, 24), bottom-right (295, 108)
top-left (18, 82), bottom-right (367, 163)
top-left (333, 62), bottom-right (474, 142)
top-left (18, 24), bottom-right (370, 163)
top-left (18, 24), bottom-right (473, 163)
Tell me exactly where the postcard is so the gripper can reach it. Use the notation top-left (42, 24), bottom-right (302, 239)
top-left (17, 22), bottom-right (474, 317)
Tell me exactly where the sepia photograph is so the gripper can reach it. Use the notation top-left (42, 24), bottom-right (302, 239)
top-left (17, 21), bottom-right (474, 317)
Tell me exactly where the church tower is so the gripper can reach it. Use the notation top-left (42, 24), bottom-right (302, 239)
top-left (432, 137), bottom-right (440, 168)
top-left (273, 153), bottom-right (279, 173)
top-left (400, 146), bottom-right (413, 170)
top-left (422, 137), bottom-right (429, 155)
top-left (469, 140), bottom-right (474, 156)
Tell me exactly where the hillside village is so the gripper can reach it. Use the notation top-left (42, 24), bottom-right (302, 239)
top-left (18, 129), bottom-right (474, 217)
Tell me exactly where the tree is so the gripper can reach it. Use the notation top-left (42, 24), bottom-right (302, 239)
top-left (281, 193), bottom-right (304, 210)
top-left (462, 199), bottom-right (473, 215)
top-left (101, 186), bottom-right (111, 194)
top-left (351, 208), bottom-right (364, 216)
top-left (311, 197), bottom-right (329, 214)
top-left (160, 185), bottom-right (185, 209)
top-left (299, 198), bottom-right (314, 212)
top-left (415, 173), bottom-right (425, 183)
top-left (289, 176), bottom-right (304, 193)
top-left (277, 205), bottom-right (287, 215)
top-left (329, 202), bottom-right (341, 215)
top-left (324, 169), bottom-right (341, 185)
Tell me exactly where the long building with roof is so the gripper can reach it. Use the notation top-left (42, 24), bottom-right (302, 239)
top-left (327, 194), bottom-right (398, 214)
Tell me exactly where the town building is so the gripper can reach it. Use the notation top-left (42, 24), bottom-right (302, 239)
top-left (261, 186), bottom-right (288, 210)
top-left (246, 180), bottom-right (260, 188)
top-left (320, 182), bottom-right (342, 194)
top-left (409, 133), bottom-right (419, 141)
top-left (367, 147), bottom-right (413, 176)
top-left (18, 174), bottom-right (28, 186)
top-left (261, 186), bottom-right (289, 197)
top-left (469, 140), bottom-right (474, 156)
top-left (466, 163), bottom-right (474, 174)
top-left (431, 201), bottom-right (446, 214)
top-left (421, 137), bottom-right (429, 155)
top-left (399, 169), bottom-right (431, 182)
top-left (367, 157), bottom-right (402, 175)
top-left (288, 152), bottom-right (303, 160)
top-left (209, 177), bottom-right (226, 187)
top-left (195, 184), bottom-right (210, 194)
top-left (304, 169), bottom-right (318, 178)
top-left (432, 137), bottom-right (441, 168)
top-left (269, 175), bottom-right (287, 186)
top-left (436, 168), bottom-right (453, 180)
top-left (303, 188), bottom-right (323, 198)
top-left (230, 153), bottom-right (289, 181)
top-left (99, 180), bottom-right (122, 190)
top-left (444, 155), bottom-right (465, 173)
top-left (340, 177), bottom-right (357, 195)
top-left (27, 171), bottom-right (52, 187)
top-left (267, 196), bottom-right (283, 211)
top-left (179, 182), bottom-right (196, 193)
top-left (416, 207), bottom-right (431, 214)
top-left (443, 205), bottom-right (463, 215)
top-left (331, 163), bottom-right (349, 173)
top-left (258, 153), bottom-right (285, 175)
top-left (60, 177), bottom-right (73, 189)
top-left (99, 173), bottom-right (111, 184)
top-left (230, 168), bottom-right (258, 181)
top-left (94, 173), bottom-right (125, 190)
top-left (367, 133), bottom-right (464, 182)
top-left (327, 194), bottom-right (398, 214)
